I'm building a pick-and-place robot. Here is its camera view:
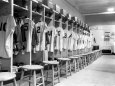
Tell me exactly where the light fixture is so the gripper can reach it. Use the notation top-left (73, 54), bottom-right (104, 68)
top-left (107, 7), bottom-right (114, 12)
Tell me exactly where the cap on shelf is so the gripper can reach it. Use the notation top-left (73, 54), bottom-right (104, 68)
top-left (54, 4), bottom-right (61, 13)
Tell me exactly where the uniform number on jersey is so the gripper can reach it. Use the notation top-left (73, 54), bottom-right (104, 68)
top-left (63, 33), bottom-right (67, 38)
top-left (23, 23), bottom-right (28, 31)
top-left (0, 22), bottom-right (6, 31)
top-left (48, 31), bottom-right (52, 36)
top-left (37, 27), bottom-right (40, 33)
top-left (69, 34), bottom-right (72, 38)
top-left (58, 31), bottom-right (60, 36)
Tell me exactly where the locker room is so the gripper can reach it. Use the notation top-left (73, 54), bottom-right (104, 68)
top-left (0, 0), bottom-right (114, 86)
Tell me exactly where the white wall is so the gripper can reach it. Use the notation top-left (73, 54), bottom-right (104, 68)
top-left (91, 25), bottom-right (115, 52)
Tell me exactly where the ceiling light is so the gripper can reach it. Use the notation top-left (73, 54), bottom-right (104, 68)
top-left (107, 7), bottom-right (114, 12)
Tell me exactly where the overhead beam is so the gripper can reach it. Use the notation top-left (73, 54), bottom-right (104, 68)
top-left (83, 12), bottom-right (115, 16)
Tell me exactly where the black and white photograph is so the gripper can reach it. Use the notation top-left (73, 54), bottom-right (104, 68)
top-left (0, 0), bottom-right (115, 86)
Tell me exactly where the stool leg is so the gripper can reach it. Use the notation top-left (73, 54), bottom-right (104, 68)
top-left (77, 59), bottom-right (79, 71)
top-left (33, 70), bottom-right (37, 86)
top-left (0, 81), bottom-right (3, 86)
top-left (65, 61), bottom-right (68, 78)
top-left (46, 65), bottom-right (49, 81)
top-left (41, 69), bottom-right (45, 86)
top-left (19, 70), bottom-right (24, 86)
top-left (13, 78), bottom-right (17, 86)
top-left (74, 59), bottom-right (77, 72)
top-left (69, 61), bottom-right (71, 76)
top-left (85, 56), bottom-right (87, 67)
top-left (58, 64), bottom-right (60, 83)
top-left (52, 65), bottom-right (54, 86)
top-left (29, 70), bottom-right (32, 86)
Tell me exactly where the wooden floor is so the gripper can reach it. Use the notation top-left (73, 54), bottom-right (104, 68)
top-left (4, 55), bottom-right (115, 86)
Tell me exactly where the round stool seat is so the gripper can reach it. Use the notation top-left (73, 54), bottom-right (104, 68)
top-left (73, 55), bottom-right (80, 57)
top-left (22, 65), bottom-right (43, 70)
top-left (80, 53), bottom-right (87, 56)
top-left (69, 56), bottom-right (79, 59)
top-left (0, 72), bottom-right (16, 81)
top-left (58, 58), bottom-right (70, 61)
top-left (43, 61), bottom-right (59, 65)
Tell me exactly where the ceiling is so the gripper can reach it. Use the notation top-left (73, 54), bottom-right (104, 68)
top-left (65, 0), bottom-right (115, 15)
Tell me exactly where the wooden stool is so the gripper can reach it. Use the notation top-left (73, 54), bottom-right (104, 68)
top-left (0, 72), bottom-right (17, 86)
top-left (81, 54), bottom-right (88, 68)
top-left (69, 56), bottom-right (79, 72)
top-left (73, 55), bottom-right (81, 71)
top-left (78, 55), bottom-right (83, 70)
top-left (86, 53), bottom-right (90, 66)
top-left (43, 61), bottom-right (60, 86)
top-left (57, 58), bottom-right (71, 78)
top-left (20, 65), bottom-right (45, 86)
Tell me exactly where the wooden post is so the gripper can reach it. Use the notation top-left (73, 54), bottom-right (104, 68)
top-left (28, 0), bottom-right (32, 65)
top-left (72, 21), bottom-right (73, 56)
top-left (52, 10), bottom-right (55, 60)
top-left (9, 0), bottom-right (13, 73)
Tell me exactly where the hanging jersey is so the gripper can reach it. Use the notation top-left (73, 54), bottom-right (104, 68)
top-left (73, 32), bottom-right (77, 50)
top-left (0, 15), bottom-right (16, 58)
top-left (43, 26), bottom-right (56, 52)
top-left (21, 18), bottom-right (34, 52)
top-left (63, 30), bottom-right (69, 50)
top-left (68, 30), bottom-right (73, 51)
top-left (13, 20), bottom-right (23, 55)
top-left (55, 27), bottom-right (64, 51)
top-left (33, 22), bottom-right (47, 51)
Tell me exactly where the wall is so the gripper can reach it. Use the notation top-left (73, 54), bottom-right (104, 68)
top-left (90, 25), bottom-right (115, 52)
top-left (52, 0), bottom-right (85, 21)
top-left (85, 14), bottom-right (115, 52)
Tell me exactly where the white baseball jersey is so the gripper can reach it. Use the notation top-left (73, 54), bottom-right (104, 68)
top-left (21, 18), bottom-right (34, 52)
top-left (55, 27), bottom-right (64, 51)
top-left (0, 15), bottom-right (16, 58)
top-left (42, 26), bottom-right (57, 52)
top-left (34, 22), bottom-right (47, 51)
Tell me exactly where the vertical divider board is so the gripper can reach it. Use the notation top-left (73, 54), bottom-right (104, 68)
top-left (29, 0), bottom-right (32, 65)
top-left (31, 1), bottom-right (45, 64)
top-left (0, 0), bottom-right (14, 72)
top-left (65, 16), bottom-right (69, 58)
top-left (75, 21), bottom-right (77, 55)
top-left (71, 20), bottom-right (74, 57)
top-left (10, 0), bottom-right (13, 72)
top-left (53, 10), bottom-right (62, 59)
top-left (13, 0), bottom-right (31, 70)
top-left (68, 17), bottom-right (73, 57)
top-left (60, 12), bottom-right (63, 58)
top-left (44, 5), bottom-right (54, 61)
top-left (51, 9), bottom-right (55, 60)
top-left (61, 14), bottom-right (68, 58)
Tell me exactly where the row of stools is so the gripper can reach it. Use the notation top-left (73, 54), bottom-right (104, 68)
top-left (0, 50), bottom-right (102, 86)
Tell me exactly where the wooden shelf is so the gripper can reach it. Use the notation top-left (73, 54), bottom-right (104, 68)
top-left (42, 4), bottom-right (50, 9)
top-left (53, 10), bottom-right (59, 14)
top-left (62, 22), bottom-right (66, 25)
top-left (32, 0), bottom-right (39, 3)
top-left (55, 20), bottom-right (60, 23)
top-left (14, 4), bottom-right (28, 12)
top-left (32, 11), bottom-right (42, 16)
top-left (61, 14), bottom-right (65, 17)
top-left (45, 16), bottom-right (52, 20)
top-left (0, 0), bottom-right (8, 3)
